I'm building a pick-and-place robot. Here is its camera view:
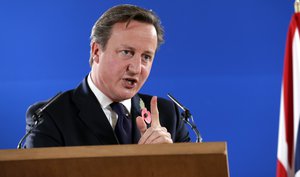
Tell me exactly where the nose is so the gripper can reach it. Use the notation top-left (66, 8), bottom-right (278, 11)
top-left (127, 56), bottom-right (142, 75)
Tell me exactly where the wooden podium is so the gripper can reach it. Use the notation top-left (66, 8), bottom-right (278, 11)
top-left (0, 142), bottom-right (229, 177)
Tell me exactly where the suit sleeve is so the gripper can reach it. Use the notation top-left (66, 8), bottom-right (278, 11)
top-left (25, 105), bottom-right (63, 148)
top-left (173, 101), bottom-right (191, 142)
top-left (156, 97), bottom-right (191, 143)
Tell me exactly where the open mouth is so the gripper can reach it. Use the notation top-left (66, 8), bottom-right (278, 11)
top-left (123, 78), bottom-right (138, 87)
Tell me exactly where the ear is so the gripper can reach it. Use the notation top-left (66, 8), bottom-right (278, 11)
top-left (91, 42), bottom-right (101, 64)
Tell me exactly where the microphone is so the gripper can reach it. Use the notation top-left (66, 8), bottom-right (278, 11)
top-left (17, 92), bottom-right (63, 149)
top-left (167, 93), bottom-right (203, 143)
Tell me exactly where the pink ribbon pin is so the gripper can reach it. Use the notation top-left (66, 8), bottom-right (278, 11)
top-left (141, 108), bottom-right (151, 124)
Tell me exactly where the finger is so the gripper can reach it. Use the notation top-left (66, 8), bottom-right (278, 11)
top-left (150, 96), bottom-right (160, 127)
top-left (144, 127), bottom-right (172, 144)
top-left (139, 127), bottom-right (172, 144)
top-left (136, 116), bottom-right (147, 136)
top-left (138, 126), bottom-right (154, 144)
top-left (148, 135), bottom-right (173, 144)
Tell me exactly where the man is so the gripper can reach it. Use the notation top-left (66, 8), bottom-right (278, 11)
top-left (25, 4), bottom-right (190, 147)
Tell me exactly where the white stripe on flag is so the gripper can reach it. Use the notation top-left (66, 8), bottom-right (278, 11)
top-left (278, 87), bottom-right (289, 170)
top-left (293, 28), bottom-right (300, 153)
top-left (296, 171), bottom-right (300, 177)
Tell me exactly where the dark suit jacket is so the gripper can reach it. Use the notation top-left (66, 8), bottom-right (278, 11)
top-left (25, 77), bottom-right (190, 148)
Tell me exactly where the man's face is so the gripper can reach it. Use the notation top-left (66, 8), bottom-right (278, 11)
top-left (91, 20), bottom-right (158, 102)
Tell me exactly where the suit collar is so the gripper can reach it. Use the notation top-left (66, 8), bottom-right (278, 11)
top-left (131, 94), bottom-right (142, 143)
top-left (87, 74), bottom-right (112, 109)
top-left (87, 74), bottom-right (132, 113)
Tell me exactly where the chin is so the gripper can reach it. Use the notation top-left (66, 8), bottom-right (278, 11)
top-left (119, 90), bottom-right (137, 100)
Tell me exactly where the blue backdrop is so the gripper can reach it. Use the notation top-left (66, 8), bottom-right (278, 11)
top-left (0, 0), bottom-right (292, 176)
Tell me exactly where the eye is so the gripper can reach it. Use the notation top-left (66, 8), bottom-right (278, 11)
top-left (121, 50), bottom-right (134, 57)
top-left (142, 54), bottom-right (153, 62)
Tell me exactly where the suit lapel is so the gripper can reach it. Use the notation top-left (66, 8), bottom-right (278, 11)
top-left (131, 94), bottom-right (142, 143)
top-left (72, 77), bottom-right (118, 145)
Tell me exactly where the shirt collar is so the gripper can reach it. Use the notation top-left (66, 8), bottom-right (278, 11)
top-left (87, 74), bottom-right (131, 113)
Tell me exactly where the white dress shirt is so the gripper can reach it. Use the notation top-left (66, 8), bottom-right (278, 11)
top-left (87, 74), bottom-right (131, 129)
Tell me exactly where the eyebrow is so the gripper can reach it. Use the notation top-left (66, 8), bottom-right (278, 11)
top-left (120, 44), bottom-right (155, 55)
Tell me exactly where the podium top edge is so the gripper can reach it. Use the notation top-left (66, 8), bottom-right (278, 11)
top-left (0, 142), bottom-right (227, 161)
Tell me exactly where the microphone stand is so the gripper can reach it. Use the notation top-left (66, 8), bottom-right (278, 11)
top-left (17, 92), bottom-right (62, 149)
top-left (167, 93), bottom-right (203, 143)
top-left (17, 119), bottom-right (43, 149)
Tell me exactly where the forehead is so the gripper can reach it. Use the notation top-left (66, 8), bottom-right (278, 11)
top-left (108, 20), bottom-right (158, 52)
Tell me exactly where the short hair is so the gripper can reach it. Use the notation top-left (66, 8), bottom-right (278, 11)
top-left (89, 4), bottom-right (164, 66)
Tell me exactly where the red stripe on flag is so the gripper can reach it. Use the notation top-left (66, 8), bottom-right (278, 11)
top-left (283, 14), bottom-right (297, 168)
top-left (277, 160), bottom-right (288, 177)
top-left (295, 13), bottom-right (300, 27)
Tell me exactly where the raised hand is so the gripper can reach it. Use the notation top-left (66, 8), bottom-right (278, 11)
top-left (136, 96), bottom-right (173, 144)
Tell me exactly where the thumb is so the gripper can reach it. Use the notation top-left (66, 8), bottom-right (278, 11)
top-left (136, 116), bottom-right (147, 136)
